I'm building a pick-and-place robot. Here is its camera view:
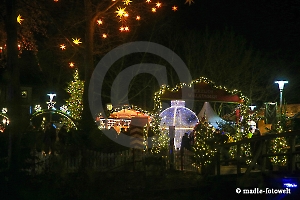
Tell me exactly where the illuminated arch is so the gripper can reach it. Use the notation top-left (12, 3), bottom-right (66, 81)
top-left (30, 109), bottom-right (78, 130)
top-left (154, 77), bottom-right (249, 111)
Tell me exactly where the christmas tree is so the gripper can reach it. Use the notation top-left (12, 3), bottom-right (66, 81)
top-left (193, 120), bottom-right (217, 168)
top-left (66, 68), bottom-right (84, 120)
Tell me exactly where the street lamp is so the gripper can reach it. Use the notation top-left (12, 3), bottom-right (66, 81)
top-left (275, 80), bottom-right (288, 120)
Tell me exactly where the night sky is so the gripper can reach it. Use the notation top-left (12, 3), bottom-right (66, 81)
top-left (182, 0), bottom-right (300, 54)
top-left (178, 0), bottom-right (300, 103)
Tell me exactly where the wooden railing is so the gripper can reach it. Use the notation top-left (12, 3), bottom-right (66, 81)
top-left (215, 130), bottom-right (300, 176)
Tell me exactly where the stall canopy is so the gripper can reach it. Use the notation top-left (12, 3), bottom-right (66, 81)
top-left (198, 102), bottom-right (226, 128)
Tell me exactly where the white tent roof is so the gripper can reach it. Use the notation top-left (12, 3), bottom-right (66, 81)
top-left (198, 102), bottom-right (226, 128)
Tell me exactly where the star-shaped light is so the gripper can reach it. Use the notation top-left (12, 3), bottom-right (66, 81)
top-left (172, 6), bottom-right (178, 11)
top-left (120, 26), bottom-right (125, 32)
top-left (97, 19), bottom-right (103, 25)
top-left (156, 2), bottom-right (161, 8)
top-left (47, 102), bottom-right (56, 110)
top-left (102, 33), bottom-right (108, 38)
top-left (123, 0), bottom-right (132, 5)
top-left (115, 7), bottom-right (126, 18)
top-left (146, 0), bottom-right (151, 3)
top-left (60, 44), bottom-right (66, 50)
top-left (17, 14), bottom-right (24, 24)
top-left (136, 15), bottom-right (141, 20)
top-left (185, 0), bottom-right (194, 6)
top-left (2, 108), bottom-right (7, 114)
top-left (124, 26), bottom-right (129, 31)
top-left (34, 105), bottom-right (42, 112)
top-left (54, 0), bottom-right (58, 2)
top-left (60, 105), bottom-right (68, 113)
top-left (152, 8), bottom-right (156, 12)
top-left (72, 38), bottom-right (82, 45)
top-left (69, 62), bottom-right (75, 68)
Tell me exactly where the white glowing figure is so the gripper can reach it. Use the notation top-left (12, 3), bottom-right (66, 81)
top-left (47, 93), bottom-right (56, 110)
top-left (159, 100), bottom-right (199, 150)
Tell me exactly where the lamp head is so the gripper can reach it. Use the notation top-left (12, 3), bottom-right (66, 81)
top-left (275, 80), bottom-right (288, 90)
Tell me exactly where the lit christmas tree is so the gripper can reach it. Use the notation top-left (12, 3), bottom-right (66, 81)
top-left (192, 120), bottom-right (217, 168)
top-left (151, 113), bottom-right (169, 154)
top-left (66, 68), bottom-right (84, 120)
top-left (268, 121), bottom-right (288, 166)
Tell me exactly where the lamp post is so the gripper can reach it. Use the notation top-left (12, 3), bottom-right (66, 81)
top-left (275, 80), bottom-right (288, 120)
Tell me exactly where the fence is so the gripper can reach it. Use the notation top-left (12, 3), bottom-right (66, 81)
top-left (32, 147), bottom-right (200, 175)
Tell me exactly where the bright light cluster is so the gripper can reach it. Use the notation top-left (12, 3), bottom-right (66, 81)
top-left (159, 100), bottom-right (199, 150)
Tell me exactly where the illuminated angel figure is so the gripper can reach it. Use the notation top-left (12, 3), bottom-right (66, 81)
top-left (72, 38), bottom-right (82, 45)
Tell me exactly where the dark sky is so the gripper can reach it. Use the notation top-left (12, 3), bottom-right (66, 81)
top-left (178, 0), bottom-right (300, 103)
top-left (181, 0), bottom-right (300, 54)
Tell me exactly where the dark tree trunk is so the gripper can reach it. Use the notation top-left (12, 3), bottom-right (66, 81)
top-left (81, 0), bottom-right (97, 133)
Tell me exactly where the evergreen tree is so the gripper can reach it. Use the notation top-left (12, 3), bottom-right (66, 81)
top-left (193, 120), bottom-right (217, 168)
top-left (66, 68), bottom-right (84, 120)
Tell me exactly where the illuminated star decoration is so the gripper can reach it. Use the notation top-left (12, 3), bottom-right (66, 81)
top-left (152, 8), bottom-right (156, 12)
top-left (60, 44), bottom-right (66, 50)
top-left (136, 15), bottom-right (140, 20)
top-left (72, 38), bottom-right (82, 45)
top-left (172, 6), bottom-right (178, 11)
top-left (185, 0), bottom-right (194, 6)
top-left (97, 19), bottom-right (103, 25)
top-left (47, 93), bottom-right (56, 110)
top-left (102, 33), bottom-right (108, 38)
top-left (69, 62), bottom-right (75, 68)
top-left (146, 0), bottom-right (151, 3)
top-left (115, 7), bottom-right (126, 18)
top-left (123, 0), bottom-right (132, 5)
top-left (2, 108), bottom-right (7, 114)
top-left (17, 14), bottom-right (24, 24)
top-left (34, 105), bottom-right (42, 112)
top-left (60, 105), bottom-right (69, 113)
top-left (156, 2), bottom-right (161, 8)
